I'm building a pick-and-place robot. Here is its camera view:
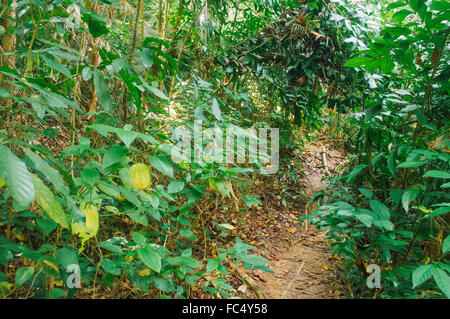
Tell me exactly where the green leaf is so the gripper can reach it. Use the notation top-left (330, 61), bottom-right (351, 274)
top-left (423, 206), bottom-right (450, 219)
top-left (137, 48), bottom-right (153, 68)
top-left (380, 57), bottom-right (395, 73)
top-left (392, 9), bottom-right (413, 22)
top-left (149, 156), bottom-right (173, 177)
top-left (442, 235), bottom-right (450, 256)
top-left (82, 67), bottom-right (92, 81)
top-left (147, 86), bottom-right (168, 100)
top-left (402, 188), bottom-right (420, 212)
top-left (101, 258), bottom-right (121, 275)
top-left (32, 174), bottom-right (69, 229)
top-left (116, 125), bottom-right (137, 148)
top-left (42, 55), bottom-right (72, 79)
top-left (423, 170), bottom-right (450, 179)
top-left (81, 168), bottom-right (99, 185)
top-left (132, 232), bottom-right (147, 245)
top-left (359, 188), bottom-right (373, 199)
top-left (240, 254), bottom-right (268, 267)
top-left (167, 180), bottom-right (184, 193)
top-left (24, 148), bottom-right (68, 195)
top-left (386, 2), bottom-right (407, 10)
top-left (137, 246), bottom-right (161, 273)
top-left (49, 288), bottom-right (67, 298)
top-left (93, 70), bottom-right (114, 112)
top-left (55, 248), bottom-right (78, 269)
top-left (412, 264), bottom-right (434, 288)
top-left (15, 267), bottom-right (34, 288)
top-left (209, 178), bottom-right (230, 197)
top-left (167, 256), bottom-right (202, 268)
top-left (347, 164), bottom-right (367, 183)
top-left (127, 211), bottom-right (147, 226)
top-left (36, 218), bottom-right (57, 234)
top-left (98, 241), bottom-right (123, 253)
top-left (206, 259), bottom-right (219, 273)
top-left (397, 161), bottom-right (427, 168)
top-left (152, 278), bottom-right (175, 293)
top-left (179, 228), bottom-right (197, 240)
top-left (0, 145), bottom-right (35, 207)
top-left (369, 200), bottom-right (390, 220)
top-left (344, 57), bottom-right (373, 68)
top-left (102, 144), bottom-right (128, 169)
top-left (212, 98), bottom-right (223, 122)
top-left (431, 267), bottom-right (450, 298)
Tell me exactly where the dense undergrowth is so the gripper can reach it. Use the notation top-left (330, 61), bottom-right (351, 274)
top-left (303, 0), bottom-right (450, 299)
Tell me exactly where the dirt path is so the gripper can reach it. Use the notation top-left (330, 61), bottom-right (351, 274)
top-left (256, 139), bottom-right (345, 298)
top-left (236, 137), bottom-right (346, 299)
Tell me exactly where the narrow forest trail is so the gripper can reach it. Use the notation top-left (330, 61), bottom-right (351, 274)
top-left (229, 134), bottom-right (347, 299)
top-left (258, 140), bottom-right (343, 298)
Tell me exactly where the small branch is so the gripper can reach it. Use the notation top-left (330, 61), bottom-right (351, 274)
top-left (226, 261), bottom-right (268, 299)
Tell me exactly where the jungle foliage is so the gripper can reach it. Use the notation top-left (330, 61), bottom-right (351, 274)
top-left (304, 0), bottom-right (450, 299)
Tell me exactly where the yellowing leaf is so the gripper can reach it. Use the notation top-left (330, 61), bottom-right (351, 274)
top-left (129, 163), bottom-right (151, 189)
top-left (43, 260), bottom-right (59, 272)
top-left (72, 203), bottom-right (99, 252)
top-left (0, 177), bottom-right (5, 188)
top-left (115, 194), bottom-right (126, 201)
top-left (287, 227), bottom-right (296, 233)
top-left (32, 174), bottom-right (69, 229)
top-left (15, 232), bottom-right (26, 241)
top-left (218, 223), bottom-right (235, 230)
top-left (139, 269), bottom-right (152, 277)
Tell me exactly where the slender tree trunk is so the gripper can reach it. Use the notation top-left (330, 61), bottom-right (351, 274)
top-left (162, 0), bottom-right (170, 40)
top-left (0, 0), bottom-right (16, 122)
top-left (0, 0), bottom-right (16, 84)
top-left (158, 0), bottom-right (163, 39)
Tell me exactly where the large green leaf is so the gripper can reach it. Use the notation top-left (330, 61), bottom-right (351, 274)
top-left (0, 145), bottom-right (35, 207)
top-left (137, 246), bottom-right (161, 273)
top-left (101, 258), bottom-right (121, 276)
top-left (93, 70), bottom-right (114, 112)
top-left (15, 267), bottom-right (34, 288)
top-left (443, 235), bottom-right (450, 256)
top-left (344, 56), bottom-right (374, 68)
top-left (167, 180), bottom-right (184, 193)
top-left (347, 164), bottom-right (367, 183)
top-left (412, 264), bottom-right (434, 288)
top-left (55, 248), bottom-right (78, 269)
top-left (240, 254), bottom-right (268, 267)
top-left (149, 156), bottom-right (173, 177)
top-left (32, 174), bottom-right (69, 229)
top-left (137, 48), bottom-right (153, 68)
top-left (369, 200), bottom-right (390, 220)
top-left (423, 170), bottom-right (450, 179)
top-left (432, 267), bottom-right (450, 298)
top-left (24, 148), bottom-right (68, 195)
top-left (42, 55), bottom-right (72, 79)
top-left (102, 144), bottom-right (128, 169)
top-left (401, 188), bottom-right (420, 212)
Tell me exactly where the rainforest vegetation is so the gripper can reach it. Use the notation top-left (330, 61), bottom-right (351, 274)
top-left (0, 0), bottom-right (449, 299)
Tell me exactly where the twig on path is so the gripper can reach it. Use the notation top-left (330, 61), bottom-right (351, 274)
top-left (321, 147), bottom-right (330, 176)
top-left (281, 260), bottom-right (306, 298)
top-left (226, 261), bottom-right (268, 299)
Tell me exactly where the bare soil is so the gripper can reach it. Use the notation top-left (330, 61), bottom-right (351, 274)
top-left (228, 135), bottom-right (346, 299)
